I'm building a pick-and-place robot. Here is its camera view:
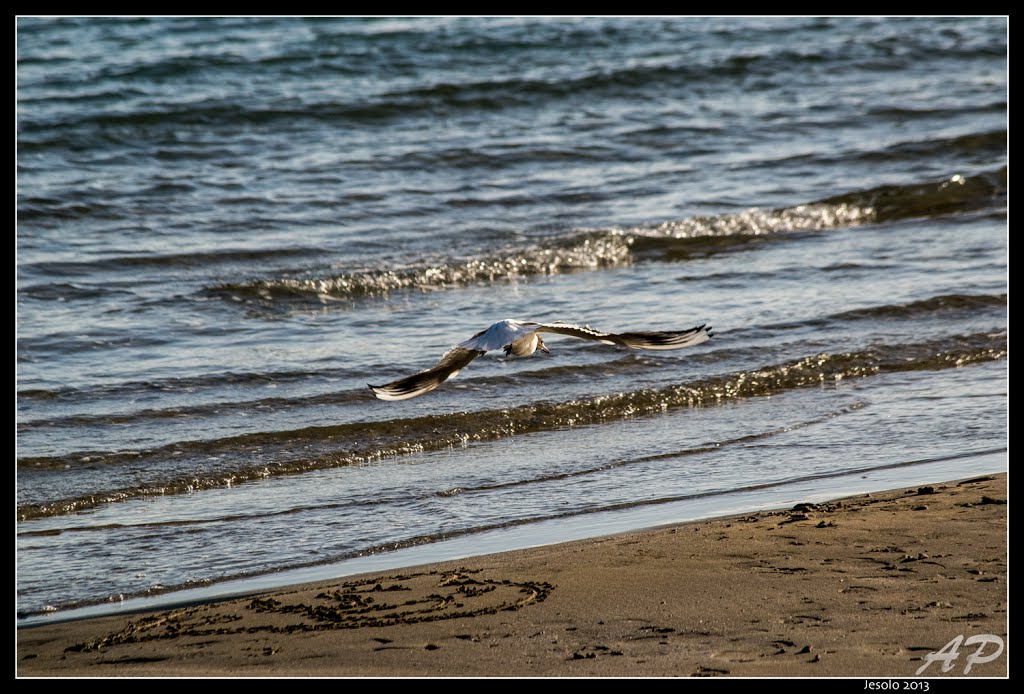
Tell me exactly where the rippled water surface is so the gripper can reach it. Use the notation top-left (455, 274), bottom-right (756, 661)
top-left (17, 17), bottom-right (1007, 622)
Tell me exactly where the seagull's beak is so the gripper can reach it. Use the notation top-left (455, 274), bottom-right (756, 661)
top-left (539, 342), bottom-right (550, 354)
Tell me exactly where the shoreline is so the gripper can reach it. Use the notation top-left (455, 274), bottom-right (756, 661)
top-left (19, 447), bottom-right (1004, 630)
top-left (17, 473), bottom-right (1007, 677)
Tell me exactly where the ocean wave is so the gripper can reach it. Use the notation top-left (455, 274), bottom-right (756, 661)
top-left (828, 293), bottom-right (1007, 321)
top-left (209, 232), bottom-right (633, 304)
top-left (17, 329), bottom-right (1007, 520)
top-left (817, 166), bottom-right (1006, 223)
top-left (867, 101), bottom-right (1007, 120)
top-left (20, 246), bottom-right (322, 280)
top-left (19, 402), bottom-right (867, 539)
top-left (16, 365), bottom-right (351, 404)
top-left (18, 290), bottom-right (1007, 432)
top-left (19, 16), bottom-right (1006, 140)
top-left (855, 129), bottom-right (1006, 163)
top-left (207, 169), bottom-right (1003, 308)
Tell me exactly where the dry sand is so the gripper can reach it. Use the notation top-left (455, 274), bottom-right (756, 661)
top-left (17, 473), bottom-right (1007, 678)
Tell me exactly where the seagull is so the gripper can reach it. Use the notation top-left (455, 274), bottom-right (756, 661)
top-left (368, 319), bottom-right (713, 401)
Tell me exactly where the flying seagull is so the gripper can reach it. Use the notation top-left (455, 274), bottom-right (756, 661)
top-left (369, 319), bottom-right (713, 401)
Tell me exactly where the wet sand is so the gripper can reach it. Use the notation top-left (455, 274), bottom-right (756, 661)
top-left (17, 473), bottom-right (1007, 677)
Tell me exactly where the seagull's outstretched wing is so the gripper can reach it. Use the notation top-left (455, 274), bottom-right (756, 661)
top-left (368, 347), bottom-right (485, 401)
top-left (537, 322), bottom-right (713, 350)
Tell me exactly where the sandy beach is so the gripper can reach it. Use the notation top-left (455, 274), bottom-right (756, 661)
top-left (17, 473), bottom-right (1006, 678)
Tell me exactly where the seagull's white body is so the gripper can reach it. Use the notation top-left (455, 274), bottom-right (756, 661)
top-left (369, 319), bottom-right (712, 401)
top-left (459, 319), bottom-right (556, 356)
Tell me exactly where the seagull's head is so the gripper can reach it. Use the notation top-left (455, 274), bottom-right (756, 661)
top-left (536, 335), bottom-right (550, 354)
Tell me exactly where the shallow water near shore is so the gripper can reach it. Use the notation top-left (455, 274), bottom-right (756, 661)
top-left (20, 447), bottom-right (1004, 628)
top-left (17, 17), bottom-right (1007, 623)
